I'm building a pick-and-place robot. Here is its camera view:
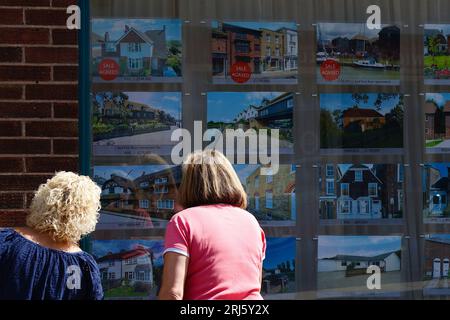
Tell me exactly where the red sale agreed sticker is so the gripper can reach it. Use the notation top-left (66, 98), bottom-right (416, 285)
top-left (320, 59), bottom-right (341, 82)
top-left (98, 59), bottom-right (120, 81)
top-left (230, 62), bottom-right (252, 83)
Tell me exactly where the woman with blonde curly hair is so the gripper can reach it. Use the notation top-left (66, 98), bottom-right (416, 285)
top-left (0, 171), bottom-right (103, 300)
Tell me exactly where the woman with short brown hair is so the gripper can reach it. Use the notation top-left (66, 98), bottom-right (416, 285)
top-left (159, 149), bottom-right (266, 300)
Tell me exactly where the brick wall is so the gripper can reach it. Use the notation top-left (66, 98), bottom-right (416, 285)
top-left (0, 0), bottom-right (79, 226)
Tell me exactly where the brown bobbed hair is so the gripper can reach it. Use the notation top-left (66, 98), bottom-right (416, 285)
top-left (178, 149), bottom-right (247, 209)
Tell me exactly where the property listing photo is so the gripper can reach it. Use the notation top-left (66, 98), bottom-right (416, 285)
top-left (319, 164), bottom-right (404, 223)
top-left (423, 234), bottom-right (450, 297)
top-left (211, 21), bottom-right (298, 84)
top-left (93, 165), bottom-right (181, 229)
top-left (262, 238), bottom-right (296, 299)
top-left (424, 93), bottom-right (450, 153)
top-left (92, 92), bottom-right (182, 157)
top-left (316, 23), bottom-right (400, 85)
top-left (317, 236), bottom-right (403, 298)
top-left (207, 92), bottom-right (294, 155)
top-left (91, 19), bottom-right (182, 82)
top-left (422, 163), bottom-right (450, 223)
top-left (320, 93), bottom-right (404, 152)
top-left (92, 240), bottom-right (164, 300)
top-left (234, 164), bottom-right (296, 225)
top-left (424, 24), bottom-right (450, 85)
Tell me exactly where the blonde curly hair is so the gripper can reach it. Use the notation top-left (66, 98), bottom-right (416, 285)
top-left (27, 171), bottom-right (101, 243)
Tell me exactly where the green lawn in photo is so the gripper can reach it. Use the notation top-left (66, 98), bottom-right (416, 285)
top-left (104, 285), bottom-right (149, 298)
top-left (424, 55), bottom-right (450, 70)
top-left (426, 139), bottom-right (444, 148)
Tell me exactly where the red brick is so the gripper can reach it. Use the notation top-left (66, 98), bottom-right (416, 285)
top-left (26, 157), bottom-right (78, 173)
top-left (53, 65), bottom-right (78, 81)
top-left (0, 28), bottom-right (49, 45)
top-left (0, 175), bottom-right (51, 191)
top-left (0, 102), bottom-right (51, 118)
top-left (26, 120), bottom-right (77, 137)
top-left (26, 84), bottom-right (77, 100)
top-left (0, 66), bottom-right (50, 82)
top-left (1, 0), bottom-right (50, 6)
top-left (0, 158), bottom-right (23, 173)
top-left (52, 0), bottom-right (77, 7)
top-left (0, 85), bottom-right (22, 100)
top-left (53, 138), bottom-right (77, 155)
top-left (52, 28), bottom-right (77, 45)
top-left (0, 9), bottom-right (23, 25)
top-left (25, 9), bottom-right (67, 26)
top-left (0, 193), bottom-right (24, 209)
top-left (0, 139), bottom-right (51, 154)
top-left (0, 210), bottom-right (27, 227)
top-left (0, 121), bottom-right (22, 136)
top-left (53, 102), bottom-right (78, 118)
top-left (0, 47), bottom-right (22, 63)
top-left (25, 47), bottom-right (77, 63)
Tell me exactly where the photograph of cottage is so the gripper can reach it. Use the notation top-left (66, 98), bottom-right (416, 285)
top-left (424, 25), bottom-right (450, 85)
top-left (424, 93), bottom-right (450, 151)
top-left (207, 92), bottom-right (294, 154)
top-left (92, 240), bottom-right (164, 299)
top-left (316, 23), bottom-right (400, 85)
top-left (93, 165), bottom-right (181, 229)
top-left (234, 165), bottom-right (296, 223)
top-left (262, 238), bottom-right (296, 299)
top-left (422, 163), bottom-right (450, 221)
top-left (212, 21), bottom-right (298, 84)
top-left (423, 235), bottom-right (450, 296)
top-left (92, 92), bottom-right (181, 156)
top-left (320, 93), bottom-right (404, 150)
top-left (319, 164), bottom-right (404, 221)
top-left (318, 236), bottom-right (402, 298)
top-left (91, 19), bottom-right (182, 82)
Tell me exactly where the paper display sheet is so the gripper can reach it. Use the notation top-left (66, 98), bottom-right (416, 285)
top-left (424, 25), bottom-right (450, 86)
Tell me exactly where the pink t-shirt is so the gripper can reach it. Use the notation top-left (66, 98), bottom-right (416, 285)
top-left (164, 204), bottom-right (266, 300)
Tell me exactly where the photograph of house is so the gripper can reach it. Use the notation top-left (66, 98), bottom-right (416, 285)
top-left (319, 164), bottom-right (404, 221)
top-left (234, 165), bottom-right (296, 223)
top-left (424, 25), bottom-right (450, 85)
top-left (320, 93), bottom-right (404, 150)
top-left (316, 23), bottom-right (400, 85)
top-left (211, 21), bottom-right (298, 84)
top-left (93, 165), bottom-right (181, 229)
top-left (318, 236), bottom-right (402, 298)
top-left (92, 240), bottom-right (164, 299)
top-left (92, 19), bottom-right (182, 82)
top-left (262, 238), bottom-right (296, 299)
top-left (423, 235), bottom-right (450, 296)
top-left (92, 92), bottom-right (181, 156)
top-left (422, 163), bottom-right (450, 221)
top-left (208, 92), bottom-right (294, 154)
top-left (424, 93), bottom-right (450, 151)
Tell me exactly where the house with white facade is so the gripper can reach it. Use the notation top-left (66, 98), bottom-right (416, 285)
top-left (278, 27), bottom-right (298, 71)
top-left (234, 105), bottom-right (260, 122)
top-left (318, 251), bottom-right (401, 273)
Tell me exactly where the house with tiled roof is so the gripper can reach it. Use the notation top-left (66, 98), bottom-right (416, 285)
top-left (342, 108), bottom-right (386, 132)
top-left (425, 101), bottom-right (438, 140)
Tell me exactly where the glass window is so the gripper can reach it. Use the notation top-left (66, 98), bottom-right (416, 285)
top-left (265, 191), bottom-right (273, 209)
top-left (354, 170), bottom-right (363, 182)
top-left (341, 183), bottom-right (349, 196)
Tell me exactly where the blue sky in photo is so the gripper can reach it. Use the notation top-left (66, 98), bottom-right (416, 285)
top-left (92, 240), bottom-right (165, 266)
top-left (94, 92), bottom-right (181, 119)
top-left (263, 238), bottom-right (296, 270)
top-left (425, 24), bottom-right (450, 36)
top-left (208, 92), bottom-right (284, 123)
top-left (212, 21), bottom-right (297, 31)
top-left (426, 234), bottom-right (450, 241)
top-left (318, 236), bottom-right (401, 259)
top-left (426, 163), bottom-right (450, 177)
top-left (94, 165), bottom-right (174, 183)
top-left (337, 164), bottom-right (374, 174)
top-left (426, 93), bottom-right (450, 108)
top-left (92, 19), bottom-right (182, 41)
top-left (320, 93), bottom-right (400, 115)
top-left (233, 164), bottom-right (260, 184)
top-left (317, 23), bottom-right (394, 41)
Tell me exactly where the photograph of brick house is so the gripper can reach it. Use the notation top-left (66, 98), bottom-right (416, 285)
top-left (207, 92), bottom-right (294, 154)
top-left (234, 165), bottom-right (296, 223)
top-left (92, 92), bottom-right (181, 156)
top-left (320, 93), bottom-right (404, 150)
top-left (422, 163), bottom-right (450, 220)
top-left (319, 164), bottom-right (404, 220)
top-left (424, 93), bottom-right (450, 151)
top-left (93, 165), bottom-right (181, 229)
top-left (424, 25), bottom-right (450, 85)
top-left (423, 235), bottom-right (450, 296)
top-left (92, 240), bottom-right (164, 299)
top-left (318, 236), bottom-right (402, 298)
top-left (211, 21), bottom-right (298, 84)
top-left (92, 19), bottom-right (182, 82)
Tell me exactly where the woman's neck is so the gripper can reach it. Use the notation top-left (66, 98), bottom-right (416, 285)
top-left (14, 226), bottom-right (82, 253)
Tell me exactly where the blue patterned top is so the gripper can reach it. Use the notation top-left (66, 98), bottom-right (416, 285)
top-left (0, 228), bottom-right (103, 300)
